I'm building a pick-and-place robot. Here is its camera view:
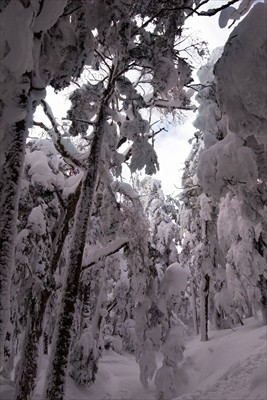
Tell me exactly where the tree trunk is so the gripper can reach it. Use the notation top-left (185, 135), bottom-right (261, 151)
top-left (190, 280), bottom-right (199, 335)
top-left (0, 78), bottom-right (31, 367)
top-left (200, 274), bottom-right (210, 341)
top-left (259, 275), bottom-right (267, 325)
top-left (14, 185), bottom-right (81, 399)
top-left (14, 297), bottom-right (45, 400)
top-left (42, 76), bottom-right (114, 400)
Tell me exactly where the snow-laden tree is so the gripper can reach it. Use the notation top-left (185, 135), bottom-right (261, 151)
top-left (178, 137), bottom-right (216, 341)
top-left (197, 2), bottom-right (267, 324)
top-left (9, 139), bottom-right (73, 400)
top-left (140, 177), bottom-right (180, 269)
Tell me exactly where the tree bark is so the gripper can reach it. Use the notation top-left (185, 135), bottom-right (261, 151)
top-left (0, 78), bottom-right (31, 367)
top-left (42, 73), bottom-right (115, 400)
top-left (14, 184), bottom-right (81, 399)
top-left (259, 275), bottom-right (267, 325)
top-left (200, 274), bottom-right (210, 341)
top-left (190, 280), bottom-right (199, 335)
top-left (14, 292), bottom-right (49, 400)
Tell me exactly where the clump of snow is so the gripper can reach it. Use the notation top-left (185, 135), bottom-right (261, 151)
top-left (215, 2), bottom-right (267, 146)
top-left (26, 149), bottom-right (64, 190)
top-left (33, 0), bottom-right (68, 32)
top-left (63, 172), bottom-right (83, 198)
top-left (111, 181), bottom-right (139, 200)
top-left (28, 205), bottom-right (47, 236)
top-left (130, 137), bottom-right (159, 176)
top-left (1, 0), bottom-right (34, 77)
top-left (198, 132), bottom-right (258, 199)
top-left (162, 263), bottom-right (189, 298)
top-left (199, 193), bottom-right (212, 221)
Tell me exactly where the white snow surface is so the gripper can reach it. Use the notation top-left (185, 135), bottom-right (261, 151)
top-left (1, 317), bottom-right (266, 399)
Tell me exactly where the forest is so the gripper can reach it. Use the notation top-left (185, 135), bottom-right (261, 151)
top-left (0, 1), bottom-right (266, 400)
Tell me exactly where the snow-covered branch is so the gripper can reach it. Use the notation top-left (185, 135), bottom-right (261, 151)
top-left (82, 237), bottom-right (129, 271)
top-left (40, 100), bottom-right (83, 168)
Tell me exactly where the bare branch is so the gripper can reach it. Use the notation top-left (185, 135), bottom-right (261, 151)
top-left (62, 117), bottom-right (95, 126)
top-left (185, 0), bottom-right (240, 18)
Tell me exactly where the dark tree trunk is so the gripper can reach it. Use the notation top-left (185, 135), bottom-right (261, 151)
top-left (14, 293), bottom-right (49, 400)
top-left (43, 332), bottom-right (49, 355)
top-left (259, 275), bottom-right (267, 325)
top-left (0, 79), bottom-right (31, 366)
top-left (200, 274), bottom-right (210, 341)
top-left (14, 185), bottom-right (81, 399)
top-left (191, 280), bottom-right (199, 335)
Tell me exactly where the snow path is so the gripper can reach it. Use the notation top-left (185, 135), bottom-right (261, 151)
top-left (65, 350), bottom-right (156, 400)
top-left (66, 317), bottom-right (266, 400)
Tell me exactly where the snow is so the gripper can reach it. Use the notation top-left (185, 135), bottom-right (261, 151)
top-left (174, 318), bottom-right (266, 400)
top-left (26, 149), bottom-right (64, 190)
top-left (215, 2), bottom-right (267, 146)
top-left (82, 238), bottom-right (129, 269)
top-left (63, 172), bottom-right (83, 198)
top-left (33, 0), bottom-right (68, 33)
top-left (199, 193), bottom-right (212, 221)
top-left (111, 181), bottom-right (139, 200)
top-left (28, 205), bottom-right (46, 236)
top-left (163, 263), bottom-right (189, 298)
top-left (1, 0), bottom-right (34, 77)
top-left (2, 316), bottom-right (265, 400)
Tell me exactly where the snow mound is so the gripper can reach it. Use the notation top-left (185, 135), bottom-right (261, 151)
top-left (174, 317), bottom-right (267, 400)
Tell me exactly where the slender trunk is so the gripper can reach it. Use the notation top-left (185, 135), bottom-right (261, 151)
top-left (259, 275), bottom-right (267, 325)
top-left (0, 79), bottom-right (31, 367)
top-left (91, 276), bottom-right (106, 342)
top-left (190, 280), bottom-right (199, 335)
top-left (42, 75), bottom-right (114, 400)
top-left (43, 333), bottom-right (49, 355)
top-left (1, 327), bottom-right (15, 379)
top-left (200, 274), bottom-right (210, 341)
top-left (14, 292), bottom-right (48, 400)
top-left (14, 185), bottom-right (81, 399)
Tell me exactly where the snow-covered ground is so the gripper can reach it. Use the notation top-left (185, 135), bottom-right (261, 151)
top-left (1, 317), bottom-right (266, 400)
